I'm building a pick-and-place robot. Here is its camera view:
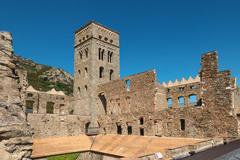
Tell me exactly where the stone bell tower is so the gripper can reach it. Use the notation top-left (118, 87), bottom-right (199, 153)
top-left (72, 21), bottom-right (120, 133)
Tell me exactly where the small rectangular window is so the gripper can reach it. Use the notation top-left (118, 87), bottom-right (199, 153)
top-left (180, 119), bottom-right (185, 131)
top-left (117, 124), bottom-right (122, 135)
top-left (25, 100), bottom-right (34, 113)
top-left (140, 128), bottom-right (144, 136)
top-left (125, 79), bottom-right (131, 91)
top-left (128, 126), bottom-right (132, 135)
top-left (46, 102), bottom-right (54, 114)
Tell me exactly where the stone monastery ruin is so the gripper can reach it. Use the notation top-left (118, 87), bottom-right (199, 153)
top-left (1, 21), bottom-right (240, 142)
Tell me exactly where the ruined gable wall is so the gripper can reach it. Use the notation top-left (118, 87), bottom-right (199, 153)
top-left (24, 91), bottom-right (70, 114)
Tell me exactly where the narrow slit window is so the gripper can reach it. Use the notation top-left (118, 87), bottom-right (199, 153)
top-left (99, 67), bottom-right (104, 78)
top-left (125, 79), bottom-right (131, 91)
top-left (180, 119), bottom-right (185, 131)
top-left (110, 69), bottom-right (114, 80)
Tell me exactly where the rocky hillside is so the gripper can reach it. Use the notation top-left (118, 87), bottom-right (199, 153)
top-left (14, 55), bottom-right (73, 95)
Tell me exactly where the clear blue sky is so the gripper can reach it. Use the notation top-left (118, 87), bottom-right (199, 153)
top-left (0, 0), bottom-right (239, 84)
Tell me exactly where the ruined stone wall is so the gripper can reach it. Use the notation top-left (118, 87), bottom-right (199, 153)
top-left (155, 83), bottom-right (167, 111)
top-left (0, 32), bottom-right (21, 105)
top-left (166, 82), bottom-right (201, 108)
top-left (24, 91), bottom-right (70, 114)
top-left (97, 70), bottom-right (157, 115)
top-left (0, 32), bottom-right (32, 160)
top-left (98, 52), bottom-right (238, 138)
top-left (234, 87), bottom-right (240, 114)
top-left (27, 114), bottom-right (90, 137)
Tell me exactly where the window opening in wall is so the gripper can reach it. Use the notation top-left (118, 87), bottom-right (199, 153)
top-left (79, 52), bottom-right (83, 60)
top-left (190, 85), bottom-right (197, 89)
top-left (46, 102), bottom-right (54, 114)
top-left (98, 48), bottom-right (101, 60)
top-left (110, 39), bottom-right (113, 43)
top-left (189, 94), bottom-right (197, 105)
top-left (179, 87), bottom-right (185, 92)
top-left (60, 104), bottom-right (65, 115)
top-left (101, 49), bottom-right (104, 60)
top-left (116, 123), bottom-right (122, 134)
top-left (78, 87), bottom-right (81, 94)
top-left (85, 122), bottom-right (90, 134)
top-left (127, 125), bottom-right (132, 135)
top-left (85, 85), bottom-right (88, 91)
top-left (140, 128), bottom-right (144, 136)
top-left (27, 93), bottom-right (33, 97)
top-left (110, 69), bottom-right (114, 80)
top-left (25, 100), bottom-right (34, 113)
top-left (85, 48), bottom-right (88, 58)
top-left (78, 70), bottom-right (81, 76)
top-left (98, 48), bottom-right (104, 60)
top-left (84, 67), bottom-right (88, 77)
top-left (99, 66), bottom-right (104, 78)
top-left (69, 109), bottom-right (74, 115)
top-left (104, 37), bottom-right (108, 41)
top-left (178, 96), bottom-right (185, 107)
top-left (167, 98), bottom-right (173, 108)
top-left (99, 35), bottom-right (102, 39)
top-left (98, 93), bottom-right (107, 114)
top-left (107, 51), bottom-right (113, 63)
top-left (139, 117), bottom-right (144, 125)
top-left (125, 79), bottom-right (131, 91)
top-left (180, 119), bottom-right (185, 131)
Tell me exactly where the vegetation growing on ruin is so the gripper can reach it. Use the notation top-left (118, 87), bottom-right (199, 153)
top-left (15, 55), bottom-right (73, 95)
top-left (48, 153), bottom-right (79, 160)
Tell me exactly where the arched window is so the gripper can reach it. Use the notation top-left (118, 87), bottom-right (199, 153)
top-left (85, 48), bottom-right (88, 58)
top-left (78, 70), bottom-right (81, 76)
top-left (167, 98), bottom-right (173, 108)
top-left (139, 117), bottom-right (144, 125)
top-left (98, 48), bottom-right (101, 60)
top-left (98, 48), bottom-right (104, 60)
top-left (178, 96), bottom-right (185, 107)
top-left (78, 87), bottom-right (81, 94)
top-left (79, 51), bottom-right (83, 60)
top-left (99, 67), bottom-right (104, 78)
top-left (108, 51), bottom-right (113, 63)
top-left (84, 67), bottom-right (88, 77)
top-left (189, 94), bottom-right (197, 105)
top-left (84, 85), bottom-right (88, 91)
top-left (110, 69), bottom-right (114, 80)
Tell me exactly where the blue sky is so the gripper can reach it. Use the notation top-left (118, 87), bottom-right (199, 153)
top-left (0, 0), bottom-right (239, 84)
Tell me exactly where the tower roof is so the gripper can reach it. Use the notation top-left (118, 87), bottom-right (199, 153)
top-left (75, 21), bottom-right (119, 34)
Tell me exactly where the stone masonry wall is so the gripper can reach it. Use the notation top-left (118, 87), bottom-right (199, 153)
top-left (0, 32), bottom-right (32, 160)
top-left (97, 52), bottom-right (238, 138)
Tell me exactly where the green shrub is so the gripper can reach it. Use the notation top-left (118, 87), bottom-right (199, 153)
top-left (48, 153), bottom-right (79, 160)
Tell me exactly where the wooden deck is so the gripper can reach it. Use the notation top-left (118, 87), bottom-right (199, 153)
top-left (32, 134), bottom-right (205, 158)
